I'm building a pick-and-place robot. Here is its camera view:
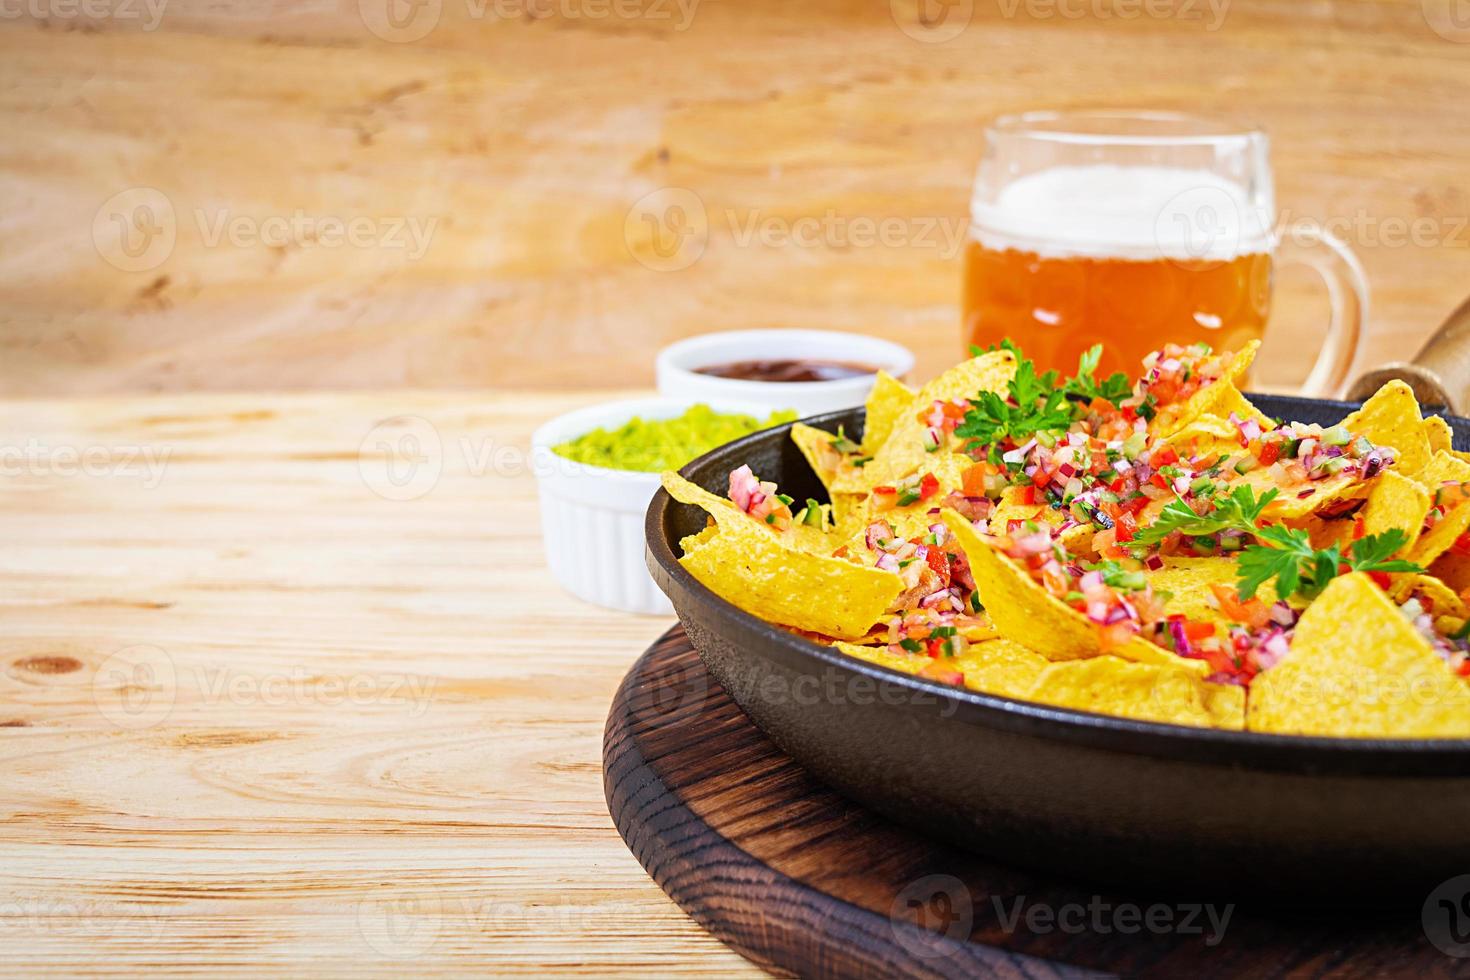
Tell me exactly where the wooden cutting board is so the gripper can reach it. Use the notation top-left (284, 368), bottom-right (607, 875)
top-left (604, 626), bottom-right (1457, 979)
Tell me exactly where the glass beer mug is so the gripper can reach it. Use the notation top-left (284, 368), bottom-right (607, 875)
top-left (962, 111), bottom-right (1365, 394)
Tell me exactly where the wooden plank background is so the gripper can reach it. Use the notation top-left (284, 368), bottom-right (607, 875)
top-left (2, 0), bottom-right (1469, 395)
top-left (0, 389), bottom-right (760, 975)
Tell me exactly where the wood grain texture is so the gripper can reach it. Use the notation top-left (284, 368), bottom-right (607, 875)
top-left (606, 626), bottom-right (1463, 980)
top-left (2, 2), bottom-right (1470, 395)
top-left (0, 388), bottom-right (763, 976)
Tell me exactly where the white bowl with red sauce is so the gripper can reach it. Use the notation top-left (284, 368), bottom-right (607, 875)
top-left (656, 330), bottom-right (915, 417)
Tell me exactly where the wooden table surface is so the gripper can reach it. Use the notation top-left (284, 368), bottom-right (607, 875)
top-left (0, 388), bottom-right (763, 976)
top-left (4, 1), bottom-right (1470, 395)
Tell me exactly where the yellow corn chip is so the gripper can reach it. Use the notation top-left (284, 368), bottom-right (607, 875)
top-left (1339, 380), bottom-right (1431, 477)
top-left (1150, 342), bottom-right (1259, 439)
top-left (663, 471), bottom-right (902, 639)
top-left (862, 370), bottom-right (917, 455)
top-left (989, 485), bottom-right (1061, 532)
top-left (1146, 557), bottom-right (1277, 632)
top-left (1391, 573), bottom-right (1468, 619)
top-left (1425, 414), bottom-right (1455, 454)
top-left (833, 350), bottom-right (1015, 494)
top-left (1025, 657), bottom-right (1245, 729)
top-left (1215, 386), bottom-right (1274, 427)
top-left (1420, 449), bottom-right (1470, 487)
top-left (1410, 506), bottom-right (1470, 570)
top-left (942, 512), bottom-right (1209, 676)
top-left (1358, 469), bottom-right (1431, 555)
top-left (835, 636), bottom-right (1049, 698)
top-left (1163, 413), bottom-right (1240, 457)
top-left (1247, 572), bottom-right (1470, 737)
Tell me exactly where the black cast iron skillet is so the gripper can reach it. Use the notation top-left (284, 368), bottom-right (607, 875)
top-left (645, 394), bottom-right (1470, 906)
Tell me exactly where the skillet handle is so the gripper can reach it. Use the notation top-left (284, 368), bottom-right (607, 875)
top-left (1347, 294), bottom-right (1470, 412)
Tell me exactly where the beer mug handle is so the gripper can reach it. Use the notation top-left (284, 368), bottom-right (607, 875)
top-left (1274, 223), bottom-right (1369, 398)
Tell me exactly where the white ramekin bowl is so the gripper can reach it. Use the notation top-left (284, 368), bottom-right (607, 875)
top-left (531, 397), bottom-right (783, 616)
top-left (656, 329), bottom-right (916, 418)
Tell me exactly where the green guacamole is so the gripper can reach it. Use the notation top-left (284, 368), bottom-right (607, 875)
top-left (554, 404), bottom-right (797, 473)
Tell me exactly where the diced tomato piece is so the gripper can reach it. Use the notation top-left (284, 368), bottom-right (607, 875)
top-left (1353, 517), bottom-right (1367, 541)
top-left (1096, 621), bottom-right (1136, 652)
top-left (1209, 583), bottom-right (1270, 630)
top-left (1152, 446), bottom-right (1179, 467)
top-left (918, 473), bottom-right (940, 501)
top-left (1150, 378), bottom-right (1180, 404)
top-left (1032, 467), bottom-right (1051, 488)
top-left (961, 463), bottom-right (990, 497)
top-left (1367, 570), bottom-right (1392, 590)
top-left (1452, 530), bottom-right (1470, 558)
top-left (1183, 620), bottom-right (1215, 643)
top-left (924, 548), bottom-right (951, 587)
top-left (1256, 441), bottom-right (1280, 466)
top-left (1018, 486), bottom-right (1038, 505)
top-left (832, 545), bottom-right (849, 558)
top-left (1459, 660), bottom-right (1470, 677)
top-left (1115, 512), bottom-right (1139, 543)
top-left (1120, 494), bottom-right (1150, 515)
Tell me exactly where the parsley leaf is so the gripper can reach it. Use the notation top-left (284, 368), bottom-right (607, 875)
top-left (1344, 529), bottom-right (1420, 573)
top-left (1236, 527), bottom-right (1424, 600)
top-left (1064, 345), bottom-right (1133, 407)
top-left (1132, 485), bottom-right (1278, 548)
top-left (954, 342), bottom-right (1075, 453)
top-left (1236, 525), bottom-right (1317, 599)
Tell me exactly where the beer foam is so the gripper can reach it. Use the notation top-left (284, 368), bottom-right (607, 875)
top-left (971, 165), bottom-right (1274, 261)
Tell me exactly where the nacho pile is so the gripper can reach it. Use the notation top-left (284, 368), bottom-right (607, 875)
top-left (663, 340), bottom-right (1470, 738)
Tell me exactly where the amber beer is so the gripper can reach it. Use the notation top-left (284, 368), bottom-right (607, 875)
top-left (962, 164), bottom-right (1273, 380)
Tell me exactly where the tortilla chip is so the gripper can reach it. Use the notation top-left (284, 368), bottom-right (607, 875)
top-left (1215, 385), bottom-right (1274, 427)
top-left (862, 371), bottom-right (917, 455)
top-left (790, 422), bottom-right (841, 488)
top-left (1026, 657), bottom-right (1245, 729)
top-left (1146, 557), bottom-right (1277, 632)
top-left (1150, 342), bottom-right (1259, 439)
top-left (1390, 573), bottom-right (1468, 618)
top-left (835, 636), bottom-right (1049, 697)
top-left (1339, 380), bottom-right (1431, 477)
top-left (1425, 414), bottom-right (1455, 454)
top-left (1247, 572), bottom-right (1470, 737)
top-left (1235, 466), bottom-right (1372, 522)
top-left (943, 512), bottom-right (1208, 676)
top-left (989, 486), bottom-right (1061, 533)
top-left (1162, 413), bottom-right (1241, 458)
top-left (843, 597), bottom-right (1243, 729)
top-left (1358, 469), bottom-right (1431, 555)
top-left (833, 350), bottom-right (1015, 494)
top-left (1410, 505), bottom-right (1470, 570)
top-left (1420, 449), bottom-right (1470, 488)
top-left (663, 471), bottom-right (902, 639)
